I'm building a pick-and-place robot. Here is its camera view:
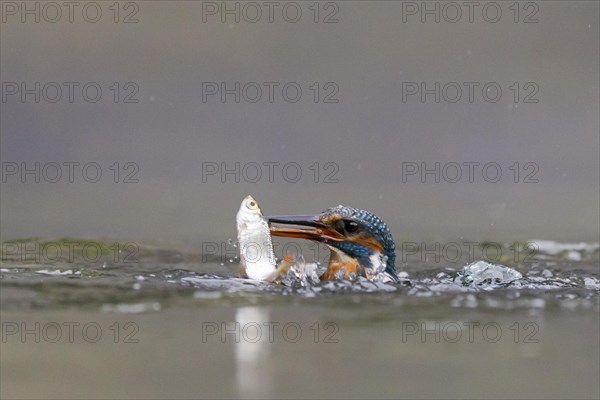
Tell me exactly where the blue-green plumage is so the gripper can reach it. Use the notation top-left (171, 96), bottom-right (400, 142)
top-left (267, 205), bottom-right (398, 282)
top-left (319, 206), bottom-right (397, 280)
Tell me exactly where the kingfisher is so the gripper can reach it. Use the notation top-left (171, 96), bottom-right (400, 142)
top-left (266, 205), bottom-right (398, 283)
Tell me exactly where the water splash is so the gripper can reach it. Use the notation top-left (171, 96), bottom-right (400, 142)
top-left (455, 261), bottom-right (523, 286)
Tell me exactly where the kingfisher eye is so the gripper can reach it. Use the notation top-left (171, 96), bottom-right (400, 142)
top-left (343, 220), bottom-right (359, 233)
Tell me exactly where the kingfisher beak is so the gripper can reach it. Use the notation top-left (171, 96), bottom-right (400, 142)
top-left (266, 214), bottom-right (345, 243)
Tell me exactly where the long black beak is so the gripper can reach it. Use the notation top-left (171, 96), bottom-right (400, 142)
top-left (267, 215), bottom-right (322, 227)
top-left (266, 214), bottom-right (345, 242)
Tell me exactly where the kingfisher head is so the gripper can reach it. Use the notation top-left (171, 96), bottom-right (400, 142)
top-left (266, 205), bottom-right (397, 282)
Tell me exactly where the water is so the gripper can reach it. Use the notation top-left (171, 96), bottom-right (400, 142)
top-left (1, 239), bottom-right (599, 399)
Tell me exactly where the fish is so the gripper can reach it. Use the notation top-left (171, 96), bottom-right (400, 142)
top-left (236, 195), bottom-right (288, 282)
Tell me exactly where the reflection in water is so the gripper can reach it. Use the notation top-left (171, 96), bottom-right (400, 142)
top-left (235, 306), bottom-right (273, 399)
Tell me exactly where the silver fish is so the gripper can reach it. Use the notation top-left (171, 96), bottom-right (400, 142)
top-left (236, 195), bottom-right (281, 282)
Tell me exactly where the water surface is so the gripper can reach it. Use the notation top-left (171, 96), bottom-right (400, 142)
top-left (1, 239), bottom-right (598, 399)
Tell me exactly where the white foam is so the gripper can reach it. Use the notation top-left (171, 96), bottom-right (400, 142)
top-left (35, 269), bottom-right (80, 276)
top-left (530, 240), bottom-right (599, 255)
top-left (101, 302), bottom-right (161, 313)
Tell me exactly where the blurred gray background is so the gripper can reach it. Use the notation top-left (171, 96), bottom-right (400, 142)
top-left (1, 1), bottom-right (598, 247)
